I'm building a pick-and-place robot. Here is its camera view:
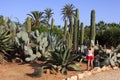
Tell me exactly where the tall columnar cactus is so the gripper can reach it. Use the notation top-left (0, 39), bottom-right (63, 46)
top-left (73, 8), bottom-right (79, 50)
top-left (69, 15), bottom-right (73, 41)
top-left (0, 15), bottom-right (4, 26)
top-left (66, 32), bottom-right (72, 49)
top-left (80, 22), bottom-right (84, 45)
top-left (51, 18), bottom-right (54, 33)
top-left (63, 20), bottom-right (67, 40)
top-left (90, 10), bottom-right (96, 45)
top-left (26, 17), bottom-right (31, 33)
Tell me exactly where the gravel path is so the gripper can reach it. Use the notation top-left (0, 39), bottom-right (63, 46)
top-left (82, 69), bottom-right (120, 80)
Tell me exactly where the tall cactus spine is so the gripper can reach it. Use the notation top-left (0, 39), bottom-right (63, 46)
top-left (80, 22), bottom-right (84, 44)
top-left (26, 16), bottom-right (31, 33)
top-left (90, 10), bottom-right (96, 45)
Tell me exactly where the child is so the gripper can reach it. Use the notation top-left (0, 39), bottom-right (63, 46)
top-left (86, 43), bottom-right (94, 70)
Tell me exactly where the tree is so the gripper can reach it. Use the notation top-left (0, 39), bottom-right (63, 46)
top-left (44, 8), bottom-right (54, 25)
top-left (61, 4), bottom-right (75, 21)
top-left (27, 11), bottom-right (45, 26)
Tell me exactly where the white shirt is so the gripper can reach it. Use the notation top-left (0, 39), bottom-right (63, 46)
top-left (87, 49), bottom-right (93, 56)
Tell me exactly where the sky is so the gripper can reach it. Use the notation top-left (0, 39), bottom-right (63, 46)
top-left (0, 0), bottom-right (120, 26)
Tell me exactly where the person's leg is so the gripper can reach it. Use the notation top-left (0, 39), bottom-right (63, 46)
top-left (87, 60), bottom-right (90, 70)
top-left (90, 60), bottom-right (93, 69)
top-left (90, 56), bottom-right (94, 70)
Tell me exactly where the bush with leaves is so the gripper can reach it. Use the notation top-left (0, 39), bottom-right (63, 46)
top-left (96, 26), bottom-right (120, 47)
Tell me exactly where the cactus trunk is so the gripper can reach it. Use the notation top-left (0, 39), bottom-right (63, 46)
top-left (69, 15), bottom-right (73, 42)
top-left (26, 17), bottom-right (31, 33)
top-left (73, 9), bottom-right (79, 50)
top-left (64, 20), bottom-right (67, 40)
top-left (0, 16), bottom-right (4, 26)
top-left (51, 18), bottom-right (54, 33)
top-left (90, 10), bottom-right (96, 45)
top-left (66, 32), bottom-right (72, 49)
top-left (80, 22), bottom-right (84, 45)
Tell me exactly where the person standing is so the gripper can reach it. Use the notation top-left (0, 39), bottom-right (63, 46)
top-left (86, 43), bottom-right (94, 70)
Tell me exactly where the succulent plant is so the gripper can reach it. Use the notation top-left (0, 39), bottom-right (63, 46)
top-left (0, 30), bottom-right (13, 56)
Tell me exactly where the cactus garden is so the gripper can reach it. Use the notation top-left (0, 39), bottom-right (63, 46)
top-left (0, 1), bottom-right (120, 80)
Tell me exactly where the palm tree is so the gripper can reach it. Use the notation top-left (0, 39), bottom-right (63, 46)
top-left (61, 4), bottom-right (75, 21)
top-left (27, 11), bottom-right (44, 26)
top-left (44, 8), bottom-right (54, 25)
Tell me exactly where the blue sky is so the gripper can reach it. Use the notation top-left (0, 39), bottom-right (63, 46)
top-left (0, 0), bottom-right (120, 26)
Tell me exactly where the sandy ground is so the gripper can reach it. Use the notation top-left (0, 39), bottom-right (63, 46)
top-left (0, 62), bottom-right (87, 80)
top-left (0, 62), bottom-right (120, 80)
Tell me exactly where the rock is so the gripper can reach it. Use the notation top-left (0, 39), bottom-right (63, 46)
top-left (91, 67), bottom-right (101, 74)
top-left (101, 66), bottom-right (107, 71)
top-left (67, 77), bottom-right (71, 80)
top-left (117, 53), bottom-right (120, 57)
top-left (77, 73), bottom-right (84, 79)
top-left (83, 71), bottom-right (92, 77)
top-left (70, 75), bottom-right (77, 80)
top-left (113, 66), bottom-right (119, 70)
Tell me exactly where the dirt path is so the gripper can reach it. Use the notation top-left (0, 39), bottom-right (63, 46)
top-left (0, 62), bottom-right (120, 80)
top-left (82, 69), bottom-right (120, 80)
top-left (0, 62), bottom-right (83, 80)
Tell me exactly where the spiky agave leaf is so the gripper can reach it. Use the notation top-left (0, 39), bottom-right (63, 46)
top-left (0, 30), bottom-right (14, 56)
top-left (67, 63), bottom-right (80, 71)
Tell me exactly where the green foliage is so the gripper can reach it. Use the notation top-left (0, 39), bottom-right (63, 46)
top-left (44, 8), bottom-right (54, 24)
top-left (27, 11), bottom-right (45, 26)
top-left (52, 26), bottom-right (63, 40)
top-left (61, 4), bottom-right (75, 21)
top-left (96, 27), bottom-right (120, 47)
top-left (31, 25), bottom-right (49, 33)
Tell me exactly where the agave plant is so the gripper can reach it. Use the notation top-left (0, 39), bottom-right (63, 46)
top-left (43, 42), bottom-right (80, 75)
top-left (0, 30), bottom-right (13, 56)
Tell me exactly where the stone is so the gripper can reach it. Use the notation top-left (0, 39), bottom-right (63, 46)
top-left (71, 75), bottom-right (77, 80)
top-left (113, 66), bottom-right (119, 70)
top-left (117, 53), bottom-right (120, 57)
top-left (83, 71), bottom-right (92, 77)
top-left (91, 67), bottom-right (101, 74)
top-left (77, 73), bottom-right (84, 79)
top-left (101, 66), bottom-right (107, 71)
